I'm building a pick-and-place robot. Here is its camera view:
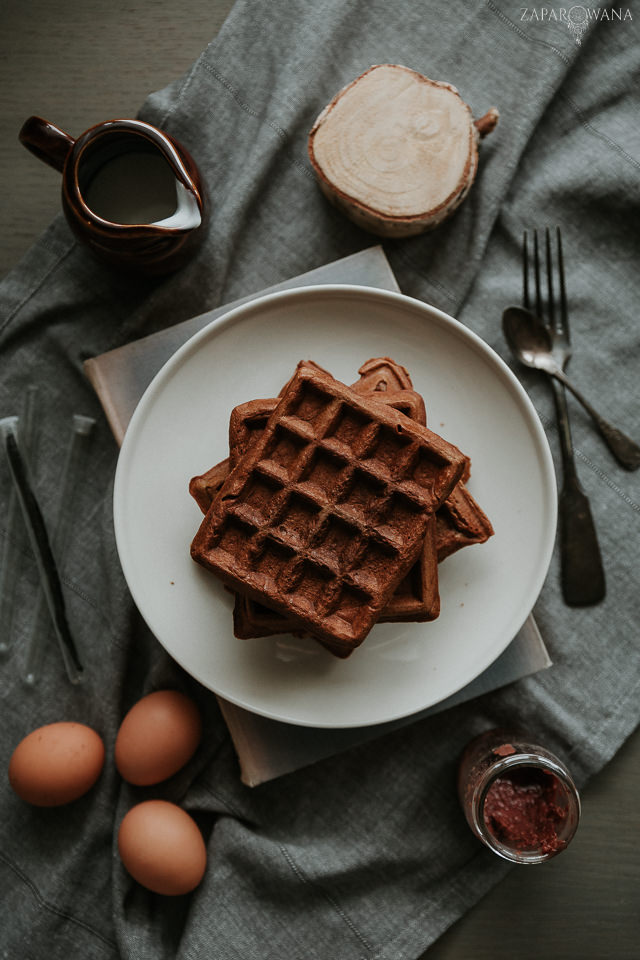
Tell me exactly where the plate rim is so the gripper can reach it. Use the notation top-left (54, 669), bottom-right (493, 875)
top-left (114, 283), bottom-right (557, 727)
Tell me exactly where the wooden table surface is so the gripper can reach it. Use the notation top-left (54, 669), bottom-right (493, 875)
top-left (2, 3), bottom-right (639, 957)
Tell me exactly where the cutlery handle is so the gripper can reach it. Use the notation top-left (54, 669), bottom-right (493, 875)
top-left (558, 480), bottom-right (606, 606)
top-left (553, 369), bottom-right (640, 471)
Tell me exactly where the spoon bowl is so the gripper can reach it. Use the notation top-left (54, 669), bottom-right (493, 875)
top-left (502, 305), bottom-right (640, 471)
top-left (502, 306), bottom-right (558, 374)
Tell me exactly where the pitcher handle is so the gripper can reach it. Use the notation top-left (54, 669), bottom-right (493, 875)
top-left (19, 116), bottom-right (75, 172)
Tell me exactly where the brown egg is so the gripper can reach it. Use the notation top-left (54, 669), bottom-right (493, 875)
top-left (115, 689), bottom-right (202, 786)
top-left (9, 722), bottom-right (105, 807)
top-left (118, 800), bottom-right (207, 895)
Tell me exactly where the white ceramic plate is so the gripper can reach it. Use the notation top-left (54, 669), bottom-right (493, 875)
top-left (114, 285), bottom-right (556, 728)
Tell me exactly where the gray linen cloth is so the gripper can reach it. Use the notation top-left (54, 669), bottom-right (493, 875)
top-left (1, 2), bottom-right (639, 957)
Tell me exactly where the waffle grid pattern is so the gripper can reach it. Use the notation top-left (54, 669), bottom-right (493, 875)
top-left (192, 366), bottom-right (464, 646)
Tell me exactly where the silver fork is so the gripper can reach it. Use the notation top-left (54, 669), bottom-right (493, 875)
top-left (524, 227), bottom-right (605, 606)
top-left (527, 228), bottom-right (571, 379)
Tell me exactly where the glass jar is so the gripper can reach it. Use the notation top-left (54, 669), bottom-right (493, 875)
top-left (458, 728), bottom-right (581, 864)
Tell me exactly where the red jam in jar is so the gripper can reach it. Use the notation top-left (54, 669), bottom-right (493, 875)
top-left (458, 729), bottom-right (581, 864)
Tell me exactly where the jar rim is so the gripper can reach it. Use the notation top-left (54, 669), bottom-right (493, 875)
top-left (470, 752), bottom-right (581, 864)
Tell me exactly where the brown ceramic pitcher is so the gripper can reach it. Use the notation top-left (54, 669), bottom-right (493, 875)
top-left (19, 116), bottom-right (207, 275)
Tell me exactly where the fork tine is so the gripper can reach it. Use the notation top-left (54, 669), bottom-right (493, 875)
top-left (533, 230), bottom-right (544, 321)
top-left (556, 226), bottom-right (570, 341)
top-left (545, 227), bottom-right (556, 331)
top-left (522, 230), bottom-right (530, 310)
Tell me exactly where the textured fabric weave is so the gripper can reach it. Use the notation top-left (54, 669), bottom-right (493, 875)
top-left (1, 2), bottom-right (639, 958)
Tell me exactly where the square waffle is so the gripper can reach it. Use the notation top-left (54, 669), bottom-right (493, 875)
top-left (190, 359), bottom-right (440, 640)
top-left (190, 361), bottom-right (466, 655)
top-left (189, 358), bottom-right (492, 644)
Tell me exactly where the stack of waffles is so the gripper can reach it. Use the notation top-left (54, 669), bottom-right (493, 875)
top-left (190, 358), bottom-right (493, 658)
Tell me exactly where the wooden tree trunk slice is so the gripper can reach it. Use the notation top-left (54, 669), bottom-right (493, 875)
top-left (308, 64), bottom-right (498, 238)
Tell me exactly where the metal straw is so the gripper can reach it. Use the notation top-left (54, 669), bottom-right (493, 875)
top-left (0, 386), bottom-right (38, 656)
top-left (0, 416), bottom-right (85, 684)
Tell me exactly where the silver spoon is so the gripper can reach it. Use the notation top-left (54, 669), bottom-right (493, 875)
top-left (502, 306), bottom-right (640, 471)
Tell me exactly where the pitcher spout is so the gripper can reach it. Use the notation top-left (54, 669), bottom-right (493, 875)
top-left (152, 181), bottom-right (203, 231)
